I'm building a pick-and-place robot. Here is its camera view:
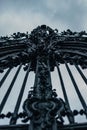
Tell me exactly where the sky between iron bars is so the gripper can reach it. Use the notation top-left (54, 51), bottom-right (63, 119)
top-left (0, 0), bottom-right (87, 125)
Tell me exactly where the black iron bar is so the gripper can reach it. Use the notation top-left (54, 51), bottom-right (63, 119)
top-left (47, 58), bottom-right (53, 87)
top-left (0, 65), bottom-right (22, 113)
top-left (65, 63), bottom-right (87, 116)
top-left (75, 64), bottom-right (87, 85)
top-left (33, 56), bottom-right (52, 99)
top-left (56, 62), bottom-right (75, 123)
top-left (10, 62), bottom-right (31, 125)
top-left (56, 62), bottom-right (70, 107)
top-left (0, 68), bottom-right (11, 88)
top-left (33, 58), bottom-right (39, 93)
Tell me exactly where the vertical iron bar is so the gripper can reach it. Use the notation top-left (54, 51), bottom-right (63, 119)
top-left (33, 58), bottom-right (39, 92)
top-left (10, 62), bottom-right (31, 125)
top-left (56, 62), bottom-right (70, 107)
top-left (75, 64), bottom-right (87, 85)
top-left (33, 56), bottom-right (52, 99)
top-left (65, 63), bottom-right (87, 116)
top-left (56, 62), bottom-right (75, 123)
top-left (0, 65), bottom-right (22, 113)
top-left (0, 68), bottom-right (11, 88)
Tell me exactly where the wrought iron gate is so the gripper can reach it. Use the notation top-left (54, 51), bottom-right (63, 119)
top-left (0, 25), bottom-right (87, 130)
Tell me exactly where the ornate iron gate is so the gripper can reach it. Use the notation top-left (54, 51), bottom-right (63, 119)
top-left (0, 25), bottom-right (87, 130)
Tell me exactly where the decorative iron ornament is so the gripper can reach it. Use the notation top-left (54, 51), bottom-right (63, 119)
top-left (22, 54), bottom-right (73, 129)
top-left (0, 25), bottom-right (87, 72)
top-left (0, 25), bottom-right (87, 130)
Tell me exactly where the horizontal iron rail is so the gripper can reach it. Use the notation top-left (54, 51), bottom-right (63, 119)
top-left (0, 123), bottom-right (87, 130)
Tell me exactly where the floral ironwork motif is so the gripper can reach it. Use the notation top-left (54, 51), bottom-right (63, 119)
top-left (1, 25), bottom-right (87, 130)
top-left (22, 25), bottom-right (74, 130)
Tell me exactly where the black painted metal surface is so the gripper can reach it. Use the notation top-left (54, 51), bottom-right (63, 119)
top-left (0, 25), bottom-right (87, 129)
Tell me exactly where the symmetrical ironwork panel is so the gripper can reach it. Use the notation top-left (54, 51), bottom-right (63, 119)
top-left (0, 25), bottom-right (87, 130)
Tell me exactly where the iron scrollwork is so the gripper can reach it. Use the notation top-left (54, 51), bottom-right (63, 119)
top-left (1, 25), bottom-right (87, 129)
top-left (23, 25), bottom-right (74, 130)
top-left (23, 89), bottom-right (74, 129)
top-left (0, 25), bottom-right (87, 71)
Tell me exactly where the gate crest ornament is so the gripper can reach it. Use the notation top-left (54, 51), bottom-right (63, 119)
top-left (0, 25), bottom-right (87, 71)
top-left (0, 25), bottom-right (87, 130)
top-left (22, 25), bottom-right (74, 130)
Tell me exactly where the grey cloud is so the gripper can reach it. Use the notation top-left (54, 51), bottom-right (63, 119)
top-left (0, 0), bottom-right (46, 13)
top-left (0, 0), bottom-right (87, 35)
top-left (44, 0), bottom-right (87, 31)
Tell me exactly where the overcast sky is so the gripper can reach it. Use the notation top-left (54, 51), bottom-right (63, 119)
top-left (0, 0), bottom-right (87, 125)
top-left (0, 0), bottom-right (87, 36)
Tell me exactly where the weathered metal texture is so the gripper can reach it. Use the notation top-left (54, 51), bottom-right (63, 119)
top-left (0, 25), bottom-right (87, 129)
top-left (1, 123), bottom-right (87, 130)
top-left (22, 55), bottom-right (74, 129)
top-left (0, 25), bottom-right (87, 71)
